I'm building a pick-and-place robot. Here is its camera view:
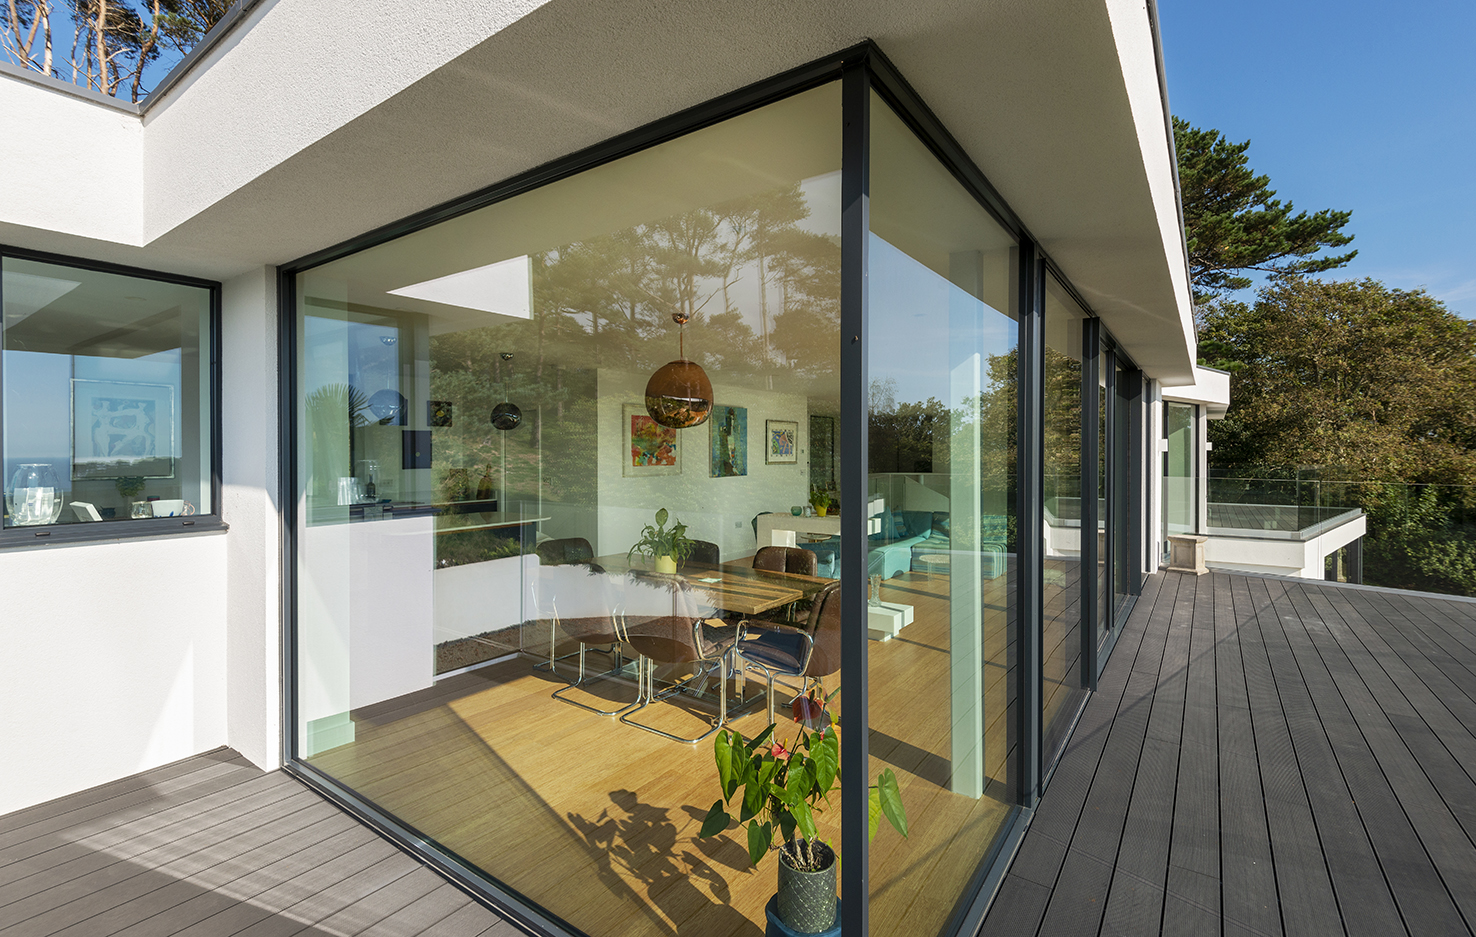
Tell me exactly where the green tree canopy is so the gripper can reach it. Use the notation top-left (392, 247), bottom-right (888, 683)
top-left (1199, 276), bottom-right (1476, 485)
top-left (1175, 117), bottom-right (1357, 300)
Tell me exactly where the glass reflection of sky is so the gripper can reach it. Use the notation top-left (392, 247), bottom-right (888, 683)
top-left (868, 235), bottom-right (1015, 409)
top-left (2, 348), bottom-right (185, 486)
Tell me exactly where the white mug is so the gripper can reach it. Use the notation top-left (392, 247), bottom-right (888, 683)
top-left (151, 499), bottom-right (186, 517)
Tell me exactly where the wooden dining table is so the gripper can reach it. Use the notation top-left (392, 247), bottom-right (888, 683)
top-left (594, 554), bottom-right (830, 616)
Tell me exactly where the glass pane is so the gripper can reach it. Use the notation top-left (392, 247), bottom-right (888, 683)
top-left (1096, 354), bottom-right (1108, 646)
top-left (1113, 358), bottom-right (1132, 618)
top-left (867, 91), bottom-right (1018, 937)
top-left (1042, 275), bottom-right (1086, 767)
top-left (2, 257), bottom-right (212, 527)
top-left (1163, 402), bottom-right (1195, 554)
top-left (294, 82), bottom-right (842, 937)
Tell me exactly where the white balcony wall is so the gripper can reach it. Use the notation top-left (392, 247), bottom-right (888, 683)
top-left (0, 534), bottom-right (227, 814)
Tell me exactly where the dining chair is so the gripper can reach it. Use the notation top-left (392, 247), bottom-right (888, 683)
top-left (687, 539), bottom-right (721, 567)
top-left (736, 580), bottom-right (842, 725)
top-left (617, 571), bottom-right (745, 743)
top-left (536, 537), bottom-right (596, 567)
top-left (533, 566), bottom-right (641, 716)
top-left (753, 545), bottom-right (818, 577)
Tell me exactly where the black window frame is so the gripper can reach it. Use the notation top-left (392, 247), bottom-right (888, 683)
top-left (0, 244), bottom-right (225, 549)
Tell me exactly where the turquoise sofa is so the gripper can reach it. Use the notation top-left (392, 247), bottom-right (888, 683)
top-left (798, 509), bottom-right (1008, 581)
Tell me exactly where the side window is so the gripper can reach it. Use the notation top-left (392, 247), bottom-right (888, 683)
top-left (2, 252), bottom-right (216, 537)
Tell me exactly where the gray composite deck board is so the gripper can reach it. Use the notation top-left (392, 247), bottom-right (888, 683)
top-left (982, 570), bottom-right (1476, 937)
top-left (0, 750), bottom-right (511, 937)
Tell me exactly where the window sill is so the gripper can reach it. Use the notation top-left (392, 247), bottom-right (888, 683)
top-left (0, 516), bottom-right (229, 550)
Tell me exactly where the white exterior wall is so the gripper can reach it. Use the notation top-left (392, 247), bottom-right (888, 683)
top-left (140, 0), bottom-right (550, 242)
top-left (221, 267), bottom-right (282, 770)
top-left (0, 75), bottom-right (142, 246)
top-left (0, 534), bottom-right (227, 814)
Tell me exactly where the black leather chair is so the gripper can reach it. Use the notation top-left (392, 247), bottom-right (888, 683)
top-left (537, 537), bottom-right (595, 567)
top-left (738, 580), bottom-right (842, 724)
top-left (753, 545), bottom-right (818, 577)
top-left (688, 539), bottom-right (721, 567)
top-left (618, 572), bottom-right (744, 743)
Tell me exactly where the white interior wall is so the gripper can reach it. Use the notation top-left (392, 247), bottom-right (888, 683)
top-left (220, 267), bottom-right (282, 770)
top-left (0, 534), bottom-right (228, 814)
top-left (595, 370), bottom-right (810, 560)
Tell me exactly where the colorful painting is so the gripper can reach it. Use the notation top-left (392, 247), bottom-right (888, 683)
top-left (623, 404), bottom-right (681, 477)
top-left (709, 405), bottom-right (748, 477)
top-left (766, 419), bottom-right (798, 464)
top-left (71, 379), bottom-right (175, 480)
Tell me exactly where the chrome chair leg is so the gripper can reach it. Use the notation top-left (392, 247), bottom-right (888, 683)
top-left (619, 655), bottom-right (729, 744)
top-left (551, 642), bottom-right (641, 716)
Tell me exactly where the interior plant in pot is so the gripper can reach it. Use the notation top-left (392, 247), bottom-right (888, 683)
top-left (628, 507), bottom-right (694, 574)
top-left (699, 684), bottom-right (907, 934)
top-left (808, 487), bottom-right (832, 518)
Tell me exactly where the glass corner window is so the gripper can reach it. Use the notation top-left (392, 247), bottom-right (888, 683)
top-left (2, 252), bottom-right (216, 535)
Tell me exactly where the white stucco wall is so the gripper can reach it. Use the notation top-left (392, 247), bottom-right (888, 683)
top-left (221, 267), bottom-right (282, 770)
top-left (595, 370), bottom-right (810, 561)
top-left (0, 533), bottom-right (228, 814)
top-left (0, 73), bottom-right (142, 246)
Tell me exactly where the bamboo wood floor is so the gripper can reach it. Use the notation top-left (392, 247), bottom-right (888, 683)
top-left (0, 749), bottom-right (513, 937)
top-left (308, 568), bottom-right (1019, 937)
top-left (982, 570), bottom-right (1476, 937)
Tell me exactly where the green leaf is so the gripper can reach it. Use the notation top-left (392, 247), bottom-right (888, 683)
top-left (655, 507), bottom-right (668, 527)
top-left (715, 731), bottom-right (737, 800)
top-left (700, 801), bottom-right (731, 838)
top-left (868, 787), bottom-right (882, 841)
top-left (749, 724), bottom-right (775, 752)
top-left (775, 808), bottom-right (796, 844)
top-left (813, 732), bottom-right (838, 793)
top-left (793, 799), bottom-right (818, 842)
top-left (875, 769), bottom-right (908, 838)
top-left (747, 820), bottom-right (772, 867)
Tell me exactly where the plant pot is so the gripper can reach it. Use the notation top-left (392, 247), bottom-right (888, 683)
top-left (814, 505), bottom-right (827, 517)
top-left (777, 840), bottom-right (836, 933)
top-left (654, 554), bottom-right (678, 574)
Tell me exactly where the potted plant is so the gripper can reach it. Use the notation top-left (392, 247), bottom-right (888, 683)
top-left (699, 685), bottom-right (907, 934)
top-left (628, 507), bottom-right (694, 574)
top-left (809, 487), bottom-right (832, 518)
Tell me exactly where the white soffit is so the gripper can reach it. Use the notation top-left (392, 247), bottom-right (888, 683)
top-left (3, 0), bottom-right (1195, 379)
top-left (1, 271), bottom-right (81, 327)
top-left (387, 255), bottom-right (532, 320)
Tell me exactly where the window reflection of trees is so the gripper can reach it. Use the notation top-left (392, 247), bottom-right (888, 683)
top-left (426, 183), bottom-right (841, 510)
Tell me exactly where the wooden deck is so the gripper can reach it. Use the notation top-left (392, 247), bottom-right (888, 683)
top-left (0, 749), bottom-right (514, 937)
top-left (982, 570), bottom-right (1476, 937)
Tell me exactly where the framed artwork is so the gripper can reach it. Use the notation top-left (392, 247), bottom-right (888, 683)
top-left (71, 379), bottom-right (175, 480)
top-left (428, 400), bottom-right (454, 427)
top-left (709, 404), bottom-right (747, 477)
top-left (766, 419), bottom-right (799, 464)
top-left (623, 404), bottom-right (681, 477)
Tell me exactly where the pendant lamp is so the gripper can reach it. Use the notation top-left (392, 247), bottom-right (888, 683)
top-left (490, 352), bottom-right (522, 431)
top-left (645, 311), bottom-right (712, 428)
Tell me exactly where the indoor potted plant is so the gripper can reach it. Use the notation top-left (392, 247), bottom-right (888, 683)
top-left (627, 507), bottom-right (694, 574)
top-left (699, 684), bottom-right (907, 934)
top-left (808, 487), bottom-right (832, 518)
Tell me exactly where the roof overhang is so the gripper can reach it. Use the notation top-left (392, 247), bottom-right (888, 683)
top-left (0, 0), bottom-right (1196, 380)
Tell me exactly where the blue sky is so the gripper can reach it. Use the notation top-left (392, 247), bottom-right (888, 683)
top-left (1158, 0), bottom-right (1476, 318)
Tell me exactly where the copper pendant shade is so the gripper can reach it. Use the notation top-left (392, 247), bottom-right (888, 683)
top-left (645, 358), bottom-right (713, 428)
top-left (644, 312), bottom-right (712, 428)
